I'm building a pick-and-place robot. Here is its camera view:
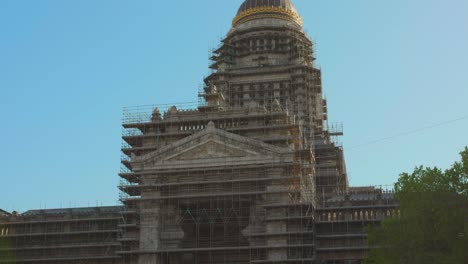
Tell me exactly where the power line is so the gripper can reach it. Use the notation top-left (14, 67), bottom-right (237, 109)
top-left (348, 115), bottom-right (468, 151)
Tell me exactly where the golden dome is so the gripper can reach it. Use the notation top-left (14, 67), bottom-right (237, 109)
top-left (233, 0), bottom-right (303, 27)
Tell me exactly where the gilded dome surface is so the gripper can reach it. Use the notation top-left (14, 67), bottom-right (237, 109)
top-left (233, 0), bottom-right (302, 27)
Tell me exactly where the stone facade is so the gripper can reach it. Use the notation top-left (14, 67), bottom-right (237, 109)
top-left (0, 1), bottom-right (397, 263)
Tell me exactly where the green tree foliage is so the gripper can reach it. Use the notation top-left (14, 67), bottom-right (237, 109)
top-left (367, 147), bottom-right (468, 264)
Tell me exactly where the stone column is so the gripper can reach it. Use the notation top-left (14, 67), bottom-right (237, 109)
top-left (264, 181), bottom-right (289, 262)
top-left (242, 200), bottom-right (266, 246)
top-left (138, 199), bottom-right (161, 264)
top-left (160, 204), bottom-right (184, 249)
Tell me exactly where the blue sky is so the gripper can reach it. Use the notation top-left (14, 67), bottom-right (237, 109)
top-left (0, 0), bottom-right (467, 212)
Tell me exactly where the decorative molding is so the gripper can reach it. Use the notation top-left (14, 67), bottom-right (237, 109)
top-left (232, 6), bottom-right (303, 27)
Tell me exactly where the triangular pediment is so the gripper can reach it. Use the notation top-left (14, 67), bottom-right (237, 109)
top-left (131, 122), bottom-right (293, 171)
top-left (165, 139), bottom-right (258, 161)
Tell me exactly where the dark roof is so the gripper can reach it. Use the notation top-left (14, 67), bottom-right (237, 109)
top-left (327, 192), bottom-right (395, 203)
top-left (0, 209), bottom-right (11, 217)
top-left (22, 206), bottom-right (124, 216)
top-left (237, 0), bottom-right (298, 15)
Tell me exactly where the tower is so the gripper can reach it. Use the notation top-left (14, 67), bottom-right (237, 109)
top-left (118, 1), bottom-right (348, 263)
top-left (206, 0), bottom-right (348, 198)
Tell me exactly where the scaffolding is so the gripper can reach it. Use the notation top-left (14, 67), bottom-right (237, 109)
top-left (0, 1), bottom-right (401, 263)
top-left (118, 101), bottom-right (318, 263)
top-left (117, 100), bottom-right (398, 264)
top-left (0, 207), bottom-right (122, 264)
top-left (316, 187), bottom-right (398, 263)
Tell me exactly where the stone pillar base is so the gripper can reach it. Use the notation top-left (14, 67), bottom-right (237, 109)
top-left (138, 254), bottom-right (158, 264)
